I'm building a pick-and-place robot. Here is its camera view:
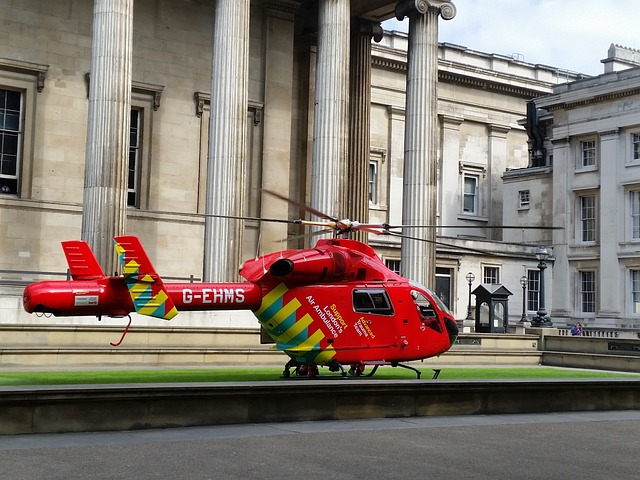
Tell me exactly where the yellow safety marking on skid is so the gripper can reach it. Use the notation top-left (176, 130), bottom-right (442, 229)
top-left (314, 346), bottom-right (336, 365)
top-left (274, 313), bottom-right (313, 344)
top-left (287, 329), bottom-right (325, 353)
top-left (254, 283), bottom-right (288, 317)
top-left (265, 297), bottom-right (301, 329)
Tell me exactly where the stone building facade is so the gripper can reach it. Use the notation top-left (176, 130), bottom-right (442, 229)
top-left (0, 0), bottom-right (582, 327)
top-left (505, 44), bottom-right (640, 329)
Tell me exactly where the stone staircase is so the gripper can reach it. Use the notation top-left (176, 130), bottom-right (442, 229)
top-left (0, 324), bottom-right (544, 370)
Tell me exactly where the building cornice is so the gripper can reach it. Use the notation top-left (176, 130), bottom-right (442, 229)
top-left (542, 86), bottom-right (640, 111)
top-left (373, 51), bottom-right (556, 99)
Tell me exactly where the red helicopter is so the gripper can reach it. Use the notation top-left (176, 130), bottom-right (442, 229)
top-left (22, 233), bottom-right (458, 378)
top-left (22, 188), bottom-right (558, 378)
top-left (22, 189), bottom-right (464, 379)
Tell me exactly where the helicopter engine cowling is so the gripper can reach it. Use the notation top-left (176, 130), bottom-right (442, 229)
top-left (268, 249), bottom-right (350, 283)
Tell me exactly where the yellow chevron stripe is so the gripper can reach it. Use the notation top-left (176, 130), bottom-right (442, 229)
top-left (266, 297), bottom-right (301, 328)
top-left (123, 259), bottom-right (140, 276)
top-left (274, 313), bottom-right (313, 344)
top-left (254, 283), bottom-right (288, 316)
top-left (314, 346), bottom-right (336, 365)
top-left (286, 329), bottom-right (325, 353)
top-left (128, 282), bottom-right (150, 301)
top-left (137, 289), bottom-right (170, 314)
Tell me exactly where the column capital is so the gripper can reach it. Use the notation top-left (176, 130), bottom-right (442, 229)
top-left (395, 0), bottom-right (456, 21)
top-left (599, 128), bottom-right (620, 139)
top-left (352, 18), bottom-right (383, 42)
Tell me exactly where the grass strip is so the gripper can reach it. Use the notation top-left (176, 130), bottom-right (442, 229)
top-left (0, 366), bottom-right (637, 386)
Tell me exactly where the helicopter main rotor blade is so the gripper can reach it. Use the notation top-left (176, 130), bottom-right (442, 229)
top-left (382, 230), bottom-right (501, 256)
top-left (382, 224), bottom-right (563, 230)
top-left (261, 188), bottom-right (338, 222)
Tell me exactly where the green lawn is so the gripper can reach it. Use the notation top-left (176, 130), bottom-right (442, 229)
top-left (0, 366), bottom-right (637, 386)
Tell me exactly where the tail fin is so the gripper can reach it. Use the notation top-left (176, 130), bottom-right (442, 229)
top-left (113, 235), bottom-right (178, 320)
top-left (62, 240), bottom-right (105, 280)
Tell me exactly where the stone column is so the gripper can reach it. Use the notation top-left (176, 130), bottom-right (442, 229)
top-left (82, 0), bottom-right (133, 276)
top-left (311, 0), bottom-right (350, 231)
top-left (347, 19), bottom-right (383, 242)
top-left (203, 0), bottom-right (250, 281)
top-left (438, 114), bottom-right (463, 239)
top-left (395, 0), bottom-right (456, 286)
top-left (599, 129), bottom-right (621, 320)
top-left (487, 124), bottom-right (510, 241)
top-left (550, 136), bottom-right (571, 323)
top-left (260, 1), bottom-right (298, 252)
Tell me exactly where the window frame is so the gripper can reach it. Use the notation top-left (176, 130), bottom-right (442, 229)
top-left (352, 288), bottom-right (394, 316)
top-left (579, 138), bottom-right (597, 169)
top-left (527, 269), bottom-right (540, 313)
top-left (462, 173), bottom-right (479, 215)
top-left (0, 59), bottom-right (45, 199)
top-left (631, 269), bottom-right (640, 315)
top-left (482, 265), bottom-right (500, 285)
top-left (579, 270), bottom-right (597, 314)
top-left (631, 189), bottom-right (640, 241)
top-left (368, 159), bottom-right (378, 205)
top-left (0, 87), bottom-right (22, 195)
top-left (384, 258), bottom-right (401, 275)
top-left (578, 193), bottom-right (597, 244)
top-left (518, 189), bottom-right (530, 209)
top-left (630, 131), bottom-right (640, 164)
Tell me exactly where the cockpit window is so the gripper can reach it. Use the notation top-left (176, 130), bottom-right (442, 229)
top-left (410, 289), bottom-right (443, 333)
top-left (409, 280), bottom-right (451, 314)
top-left (353, 289), bottom-right (394, 316)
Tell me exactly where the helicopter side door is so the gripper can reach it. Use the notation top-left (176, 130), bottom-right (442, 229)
top-left (349, 287), bottom-right (397, 353)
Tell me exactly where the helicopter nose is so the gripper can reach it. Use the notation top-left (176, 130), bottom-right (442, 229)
top-left (443, 316), bottom-right (459, 346)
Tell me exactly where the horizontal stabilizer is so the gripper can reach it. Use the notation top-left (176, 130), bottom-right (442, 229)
top-left (62, 240), bottom-right (105, 280)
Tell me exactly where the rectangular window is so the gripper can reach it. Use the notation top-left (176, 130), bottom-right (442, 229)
top-left (580, 195), bottom-right (596, 243)
top-left (527, 269), bottom-right (540, 312)
top-left (519, 190), bottom-right (530, 208)
top-left (483, 266), bottom-right (500, 284)
top-left (632, 133), bottom-right (640, 162)
top-left (0, 88), bottom-right (22, 195)
top-left (632, 191), bottom-right (640, 240)
top-left (580, 139), bottom-right (596, 167)
top-left (127, 108), bottom-right (141, 207)
top-left (632, 270), bottom-right (640, 314)
top-left (463, 174), bottom-right (478, 214)
top-left (352, 289), bottom-right (394, 316)
top-left (368, 161), bottom-right (377, 204)
top-left (385, 259), bottom-right (401, 274)
top-left (580, 270), bottom-right (596, 313)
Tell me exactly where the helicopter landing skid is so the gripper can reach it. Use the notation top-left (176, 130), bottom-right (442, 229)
top-left (390, 362), bottom-right (422, 379)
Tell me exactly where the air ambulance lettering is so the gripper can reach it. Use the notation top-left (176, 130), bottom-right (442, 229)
top-left (305, 297), bottom-right (347, 338)
top-left (182, 288), bottom-right (246, 304)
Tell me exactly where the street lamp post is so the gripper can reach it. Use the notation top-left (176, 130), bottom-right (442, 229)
top-left (531, 245), bottom-right (553, 327)
top-left (519, 275), bottom-right (528, 323)
top-left (465, 272), bottom-right (475, 321)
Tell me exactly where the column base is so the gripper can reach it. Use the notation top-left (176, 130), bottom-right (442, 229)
top-left (531, 315), bottom-right (553, 327)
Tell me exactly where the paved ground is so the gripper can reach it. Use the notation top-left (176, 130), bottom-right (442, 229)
top-left (1, 411), bottom-right (639, 479)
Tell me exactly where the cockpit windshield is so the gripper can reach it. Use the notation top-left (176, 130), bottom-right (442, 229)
top-left (409, 280), bottom-right (451, 315)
